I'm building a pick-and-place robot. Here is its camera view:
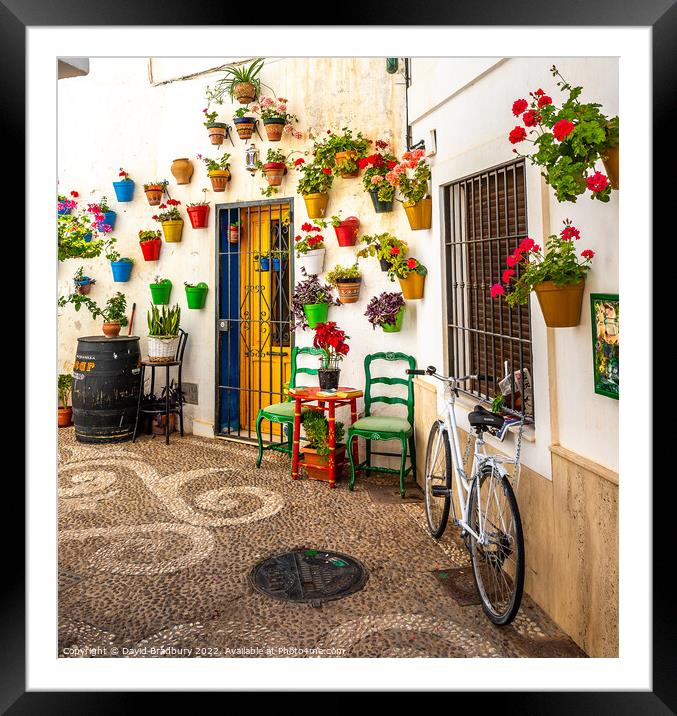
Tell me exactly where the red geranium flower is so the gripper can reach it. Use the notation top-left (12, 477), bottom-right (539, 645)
top-left (508, 126), bottom-right (527, 144)
top-left (502, 268), bottom-right (516, 284)
top-left (70, 190), bottom-right (79, 197)
top-left (294, 235), bottom-right (301, 242)
top-left (586, 172), bottom-right (609, 193)
top-left (560, 225), bottom-right (580, 241)
top-left (506, 254), bottom-right (518, 268)
top-left (522, 110), bottom-right (540, 127)
top-left (406, 258), bottom-right (417, 270)
top-left (301, 222), bottom-right (313, 231)
top-left (159, 203), bottom-right (167, 209)
top-left (581, 249), bottom-right (595, 260)
top-left (552, 119), bottom-right (575, 142)
top-left (490, 283), bottom-right (505, 298)
top-left (294, 158), bottom-right (305, 166)
top-left (534, 88), bottom-right (545, 96)
top-left (357, 157), bottom-right (369, 169)
top-left (387, 160), bottom-right (397, 169)
top-left (321, 167), bottom-right (332, 175)
top-left (390, 247), bottom-right (400, 256)
top-left (512, 98), bottom-right (528, 116)
top-left (537, 95), bottom-right (553, 108)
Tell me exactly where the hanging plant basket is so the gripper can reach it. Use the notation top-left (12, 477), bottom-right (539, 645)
top-left (399, 272), bottom-right (426, 300)
top-left (140, 238), bottom-right (162, 261)
top-left (334, 217), bottom-right (360, 246)
top-left (533, 280), bottom-right (585, 328)
top-left (601, 144), bottom-right (619, 190)
top-left (171, 158), bottom-right (194, 185)
top-left (233, 82), bottom-right (257, 104)
top-left (302, 192), bottom-right (329, 219)
top-left (403, 197), bottom-right (432, 230)
top-left (187, 204), bottom-right (210, 229)
top-left (263, 118), bottom-right (285, 141)
top-left (272, 256), bottom-right (287, 272)
top-left (369, 189), bottom-right (393, 213)
top-left (113, 179), bottom-right (135, 202)
top-left (233, 117), bottom-right (256, 140)
top-left (297, 248), bottom-right (325, 276)
top-left (207, 122), bottom-right (228, 146)
top-left (144, 185), bottom-right (165, 206)
top-left (303, 302), bottom-right (329, 328)
top-left (208, 169), bottom-right (231, 192)
top-left (75, 278), bottom-right (94, 295)
top-left (161, 219), bottom-right (184, 243)
top-left (336, 278), bottom-right (362, 304)
top-left (263, 162), bottom-right (287, 187)
top-left (149, 280), bottom-right (172, 305)
top-left (381, 306), bottom-right (405, 333)
top-left (185, 283), bottom-right (209, 309)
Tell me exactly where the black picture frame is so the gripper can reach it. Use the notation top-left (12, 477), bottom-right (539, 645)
top-left (8, 0), bottom-right (666, 708)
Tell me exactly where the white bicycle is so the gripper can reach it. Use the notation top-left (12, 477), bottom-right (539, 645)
top-left (406, 366), bottom-right (525, 625)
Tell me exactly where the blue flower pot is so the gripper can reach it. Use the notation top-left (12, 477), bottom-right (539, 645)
top-left (272, 258), bottom-right (286, 272)
top-left (83, 232), bottom-right (92, 243)
top-left (57, 207), bottom-right (71, 216)
top-left (101, 210), bottom-right (116, 230)
top-left (113, 180), bottom-right (135, 202)
top-left (259, 257), bottom-right (270, 271)
top-left (111, 260), bottom-right (133, 282)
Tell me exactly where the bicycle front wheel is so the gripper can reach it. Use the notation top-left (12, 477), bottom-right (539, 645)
top-left (423, 420), bottom-right (452, 538)
top-left (468, 464), bottom-right (524, 625)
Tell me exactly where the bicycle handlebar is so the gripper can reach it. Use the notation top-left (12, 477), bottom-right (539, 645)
top-left (406, 366), bottom-right (481, 383)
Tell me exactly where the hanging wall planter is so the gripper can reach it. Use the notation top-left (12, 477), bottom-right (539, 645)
top-left (208, 169), bottom-right (231, 192)
top-left (601, 145), bottom-right (619, 190)
top-left (533, 280), bottom-right (586, 328)
top-left (233, 82), bottom-right (257, 104)
top-left (303, 302), bottom-right (329, 329)
top-left (207, 122), bottom-right (228, 146)
top-left (233, 116), bottom-right (256, 141)
top-left (403, 197), bottom-right (432, 231)
top-left (149, 279), bottom-right (172, 305)
top-left (187, 204), bottom-right (210, 229)
top-left (229, 222), bottom-right (241, 244)
top-left (185, 282), bottom-right (209, 309)
top-left (302, 193), bottom-right (329, 219)
top-left (298, 248), bottom-right (325, 276)
top-left (333, 216), bottom-right (360, 247)
top-left (111, 259), bottom-right (134, 283)
top-left (113, 179), bottom-right (135, 202)
top-left (335, 278), bottom-right (362, 304)
top-left (139, 236), bottom-right (162, 261)
top-left (369, 189), bottom-right (393, 213)
top-left (101, 210), bottom-right (116, 231)
top-left (258, 255), bottom-right (270, 271)
top-left (161, 219), bottom-right (184, 243)
top-left (75, 276), bottom-right (95, 295)
top-left (272, 255), bottom-right (287, 272)
top-left (381, 306), bottom-right (405, 333)
top-left (171, 158), bottom-right (194, 185)
top-left (334, 150), bottom-right (359, 178)
top-left (263, 117), bottom-right (285, 141)
top-left (263, 162), bottom-right (286, 187)
top-left (398, 272), bottom-right (426, 300)
top-left (144, 182), bottom-right (166, 207)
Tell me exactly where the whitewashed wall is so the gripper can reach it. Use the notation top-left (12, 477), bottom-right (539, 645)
top-left (407, 57), bottom-right (619, 474)
top-left (57, 57), bottom-right (411, 437)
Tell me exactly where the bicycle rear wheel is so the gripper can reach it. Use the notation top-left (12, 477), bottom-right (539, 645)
top-left (468, 464), bottom-right (524, 625)
top-left (423, 420), bottom-right (452, 538)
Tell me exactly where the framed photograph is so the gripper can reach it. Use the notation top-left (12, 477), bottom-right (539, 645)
top-left (590, 293), bottom-right (619, 399)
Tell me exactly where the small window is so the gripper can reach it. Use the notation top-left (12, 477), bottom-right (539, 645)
top-left (443, 159), bottom-right (534, 416)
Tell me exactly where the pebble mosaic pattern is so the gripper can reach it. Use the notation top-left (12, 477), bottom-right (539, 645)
top-left (58, 429), bottom-right (586, 658)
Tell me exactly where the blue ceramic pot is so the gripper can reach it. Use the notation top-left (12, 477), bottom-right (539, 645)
top-left (272, 258), bottom-right (286, 271)
top-left (57, 207), bottom-right (71, 216)
top-left (111, 260), bottom-right (133, 282)
top-left (101, 210), bottom-right (116, 230)
top-left (113, 180), bottom-right (135, 202)
top-left (259, 257), bottom-right (270, 271)
top-left (83, 232), bottom-right (92, 243)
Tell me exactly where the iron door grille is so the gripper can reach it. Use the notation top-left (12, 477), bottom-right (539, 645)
top-left (443, 159), bottom-right (534, 416)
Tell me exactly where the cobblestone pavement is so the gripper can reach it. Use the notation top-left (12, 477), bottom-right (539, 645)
top-left (58, 429), bottom-right (586, 658)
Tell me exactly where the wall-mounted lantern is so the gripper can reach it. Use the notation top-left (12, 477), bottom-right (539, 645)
top-left (245, 143), bottom-right (259, 175)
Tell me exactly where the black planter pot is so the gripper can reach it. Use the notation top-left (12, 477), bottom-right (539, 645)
top-left (318, 369), bottom-right (340, 390)
top-left (369, 190), bottom-right (394, 213)
top-left (379, 257), bottom-right (392, 272)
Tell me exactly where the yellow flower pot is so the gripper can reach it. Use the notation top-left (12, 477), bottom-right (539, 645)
top-left (398, 272), bottom-right (426, 300)
top-left (403, 196), bottom-right (432, 230)
top-left (302, 192), bottom-right (329, 219)
top-left (208, 169), bottom-right (231, 192)
top-left (161, 219), bottom-right (184, 243)
top-left (533, 279), bottom-right (585, 328)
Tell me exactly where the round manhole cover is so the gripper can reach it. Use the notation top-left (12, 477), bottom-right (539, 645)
top-left (250, 548), bottom-right (369, 605)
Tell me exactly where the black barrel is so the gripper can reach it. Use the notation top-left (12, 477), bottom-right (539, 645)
top-left (72, 335), bottom-right (141, 444)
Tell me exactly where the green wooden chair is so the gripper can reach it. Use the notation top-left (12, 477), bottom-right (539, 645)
top-left (347, 351), bottom-right (417, 497)
top-left (255, 346), bottom-right (323, 468)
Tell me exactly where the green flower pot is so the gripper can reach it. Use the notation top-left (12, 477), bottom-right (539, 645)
top-left (185, 284), bottom-right (208, 309)
top-left (303, 302), bottom-right (329, 328)
top-left (149, 280), bottom-right (172, 305)
top-left (382, 306), bottom-right (405, 333)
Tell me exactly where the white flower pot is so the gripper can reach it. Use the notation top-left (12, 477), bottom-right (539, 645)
top-left (297, 248), bottom-right (325, 276)
top-left (147, 335), bottom-right (180, 363)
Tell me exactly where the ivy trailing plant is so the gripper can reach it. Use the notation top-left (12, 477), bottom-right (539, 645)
top-left (490, 220), bottom-right (595, 307)
top-left (509, 65), bottom-right (619, 203)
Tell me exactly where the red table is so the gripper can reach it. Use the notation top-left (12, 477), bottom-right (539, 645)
top-left (289, 386), bottom-right (363, 489)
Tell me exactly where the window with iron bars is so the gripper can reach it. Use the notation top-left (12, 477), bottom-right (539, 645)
top-left (443, 159), bottom-right (534, 417)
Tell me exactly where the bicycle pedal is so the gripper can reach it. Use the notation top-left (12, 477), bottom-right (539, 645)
top-left (431, 486), bottom-right (450, 498)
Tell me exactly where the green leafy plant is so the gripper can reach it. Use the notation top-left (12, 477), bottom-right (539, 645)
top-left (313, 127), bottom-right (371, 174)
top-left (359, 140), bottom-right (398, 201)
top-left (58, 211), bottom-right (104, 262)
top-left (301, 410), bottom-right (345, 457)
top-left (197, 152), bottom-right (231, 173)
top-left (184, 281), bottom-right (208, 289)
top-left (491, 393), bottom-right (505, 414)
top-left (187, 189), bottom-right (210, 207)
top-left (325, 263), bottom-right (361, 286)
top-left (152, 199), bottom-right (182, 223)
top-left (147, 303), bottom-right (181, 337)
top-left (58, 292), bottom-right (129, 325)
top-left (491, 220), bottom-right (595, 306)
top-left (104, 237), bottom-right (132, 264)
top-left (206, 58), bottom-right (268, 103)
top-left (143, 180), bottom-right (168, 191)
top-left (138, 229), bottom-right (161, 242)
top-left (294, 158), bottom-right (334, 195)
top-left (202, 104), bottom-right (221, 127)
top-left (58, 374), bottom-right (73, 408)
top-left (387, 255), bottom-right (427, 281)
top-left (384, 149), bottom-right (431, 204)
top-left (356, 232), bottom-right (408, 264)
top-left (233, 107), bottom-right (253, 119)
top-left (72, 266), bottom-right (95, 289)
top-left (509, 65), bottom-right (619, 203)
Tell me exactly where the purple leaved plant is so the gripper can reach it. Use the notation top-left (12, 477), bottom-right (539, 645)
top-left (291, 268), bottom-right (340, 330)
top-left (364, 291), bottom-right (405, 329)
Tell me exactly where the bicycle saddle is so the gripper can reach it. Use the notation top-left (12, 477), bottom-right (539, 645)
top-left (468, 405), bottom-right (505, 431)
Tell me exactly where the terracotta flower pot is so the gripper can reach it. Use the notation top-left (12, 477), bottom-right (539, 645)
top-left (263, 118), bottom-right (285, 141)
top-left (161, 219), bottom-right (184, 243)
top-left (144, 186), bottom-right (165, 206)
top-left (207, 122), bottom-right (228, 146)
top-left (601, 144), bottom-right (619, 190)
top-left (336, 278), bottom-right (362, 304)
top-left (300, 445), bottom-right (346, 482)
top-left (229, 226), bottom-right (240, 244)
top-left (403, 196), bottom-right (432, 230)
top-left (187, 204), bottom-right (210, 229)
top-left (263, 162), bottom-right (286, 187)
top-left (399, 272), bottom-right (426, 300)
top-left (170, 158), bottom-right (193, 185)
top-left (76, 282), bottom-right (93, 295)
top-left (209, 169), bottom-right (231, 192)
top-left (302, 192), bottom-right (329, 219)
top-left (534, 279), bottom-right (585, 328)
top-left (102, 322), bottom-right (122, 338)
top-left (334, 150), bottom-right (359, 177)
top-left (233, 117), bottom-right (256, 140)
top-left (334, 217), bottom-right (360, 246)
top-left (234, 82), bottom-right (257, 104)
top-left (140, 238), bottom-right (162, 261)
top-left (58, 406), bottom-right (73, 428)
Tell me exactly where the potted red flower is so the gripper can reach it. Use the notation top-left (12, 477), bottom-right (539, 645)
top-left (186, 189), bottom-right (210, 229)
top-left (152, 199), bottom-right (184, 243)
top-left (143, 180), bottom-right (167, 207)
top-left (139, 229), bottom-right (162, 261)
top-left (313, 321), bottom-right (350, 390)
top-left (359, 140), bottom-right (398, 212)
top-left (250, 95), bottom-right (303, 142)
top-left (294, 222), bottom-right (326, 275)
top-left (386, 149), bottom-right (432, 230)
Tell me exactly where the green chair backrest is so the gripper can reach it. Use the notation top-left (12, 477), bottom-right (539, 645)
top-left (289, 346), bottom-right (324, 392)
top-left (363, 352), bottom-right (416, 425)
